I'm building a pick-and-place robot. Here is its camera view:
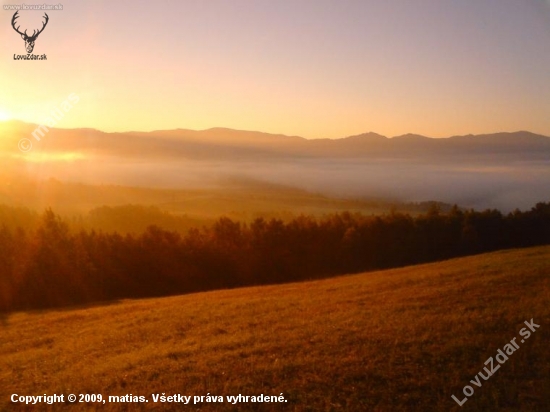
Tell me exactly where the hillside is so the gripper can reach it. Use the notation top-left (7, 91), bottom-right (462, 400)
top-left (0, 176), bottom-right (447, 220)
top-left (1, 246), bottom-right (549, 411)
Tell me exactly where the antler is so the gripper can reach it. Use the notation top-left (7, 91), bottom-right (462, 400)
top-left (11, 12), bottom-right (49, 40)
top-left (11, 11), bottom-right (26, 37)
top-left (32, 13), bottom-right (49, 39)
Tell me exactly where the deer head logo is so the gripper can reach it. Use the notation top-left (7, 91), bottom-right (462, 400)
top-left (11, 11), bottom-right (49, 54)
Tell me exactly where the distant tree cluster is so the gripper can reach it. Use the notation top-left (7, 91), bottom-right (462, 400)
top-left (0, 204), bottom-right (211, 234)
top-left (1, 203), bottom-right (549, 312)
top-left (83, 204), bottom-right (210, 234)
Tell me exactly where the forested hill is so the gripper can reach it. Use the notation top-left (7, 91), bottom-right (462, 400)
top-left (1, 202), bottom-right (549, 312)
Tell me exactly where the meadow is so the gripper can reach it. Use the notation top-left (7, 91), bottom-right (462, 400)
top-left (1, 246), bottom-right (549, 411)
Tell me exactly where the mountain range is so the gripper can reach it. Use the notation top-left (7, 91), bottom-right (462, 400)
top-left (1, 121), bottom-right (549, 211)
top-left (2, 120), bottom-right (550, 162)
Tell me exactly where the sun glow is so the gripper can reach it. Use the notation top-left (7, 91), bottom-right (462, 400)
top-left (11, 152), bottom-right (87, 162)
top-left (0, 110), bottom-right (11, 121)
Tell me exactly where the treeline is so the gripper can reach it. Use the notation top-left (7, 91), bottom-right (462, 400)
top-left (0, 204), bottom-right (211, 234)
top-left (1, 203), bottom-right (550, 312)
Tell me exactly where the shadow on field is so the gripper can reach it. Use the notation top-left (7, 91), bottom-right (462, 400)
top-left (0, 299), bottom-right (123, 327)
top-left (43, 299), bottom-right (124, 313)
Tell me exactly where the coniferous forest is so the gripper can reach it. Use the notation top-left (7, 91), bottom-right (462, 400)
top-left (1, 203), bottom-right (549, 312)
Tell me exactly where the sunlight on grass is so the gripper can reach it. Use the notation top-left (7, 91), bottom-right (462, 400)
top-left (0, 246), bottom-right (549, 411)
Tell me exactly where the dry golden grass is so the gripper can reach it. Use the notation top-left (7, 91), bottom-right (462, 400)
top-left (1, 246), bottom-right (549, 411)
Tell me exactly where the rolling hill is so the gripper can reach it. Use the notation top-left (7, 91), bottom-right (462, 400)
top-left (1, 246), bottom-right (548, 411)
top-left (0, 176), bottom-right (450, 220)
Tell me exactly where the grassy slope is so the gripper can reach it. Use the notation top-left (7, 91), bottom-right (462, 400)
top-left (1, 246), bottom-right (549, 411)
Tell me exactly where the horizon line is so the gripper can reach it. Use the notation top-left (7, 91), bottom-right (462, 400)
top-left (1, 119), bottom-right (547, 141)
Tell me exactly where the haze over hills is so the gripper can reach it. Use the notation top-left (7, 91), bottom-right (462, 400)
top-left (1, 120), bottom-right (549, 211)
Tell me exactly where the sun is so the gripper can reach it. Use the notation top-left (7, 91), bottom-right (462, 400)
top-left (0, 110), bottom-right (11, 121)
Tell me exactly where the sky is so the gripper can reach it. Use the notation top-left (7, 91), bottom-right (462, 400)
top-left (0, 0), bottom-right (549, 139)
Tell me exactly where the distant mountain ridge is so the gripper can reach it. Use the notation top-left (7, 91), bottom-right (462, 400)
top-left (1, 120), bottom-right (549, 161)
top-left (1, 121), bottom-right (549, 211)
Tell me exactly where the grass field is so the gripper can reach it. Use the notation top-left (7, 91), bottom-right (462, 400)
top-left (1, 246), bottom-right (549, 411)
